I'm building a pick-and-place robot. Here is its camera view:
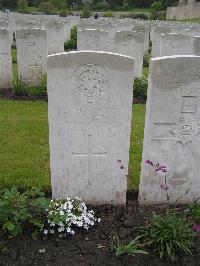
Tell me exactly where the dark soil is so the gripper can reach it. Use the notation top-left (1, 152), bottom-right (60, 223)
top-left (0, 193), bottom-right (199, 266)
top-left (0, 90), bottom-right (146, 104)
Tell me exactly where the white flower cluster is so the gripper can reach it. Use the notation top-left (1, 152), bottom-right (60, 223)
top-left (43, 197), bottom-right (101, 236)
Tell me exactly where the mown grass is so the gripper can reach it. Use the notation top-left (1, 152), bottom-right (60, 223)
top-left (0, 100), bottom-right (145, 192)
top-left (0, 100), bottom-right (50, 191)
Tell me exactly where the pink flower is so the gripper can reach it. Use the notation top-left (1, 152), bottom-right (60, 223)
top-left (192, 224), bottom-right (200, 233)
top-left (160, 183), bottom-right (168, 191)
top-left (145, 160), bottom-right (154, 166)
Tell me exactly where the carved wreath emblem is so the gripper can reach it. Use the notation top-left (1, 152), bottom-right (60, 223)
top-left (71, 64), bottom-right (109, 104)
top-left (122, 34), bottom-right (136, 48)
top-left (25, 32), bottom-right (38, 46)
top-left (86, 33), bottom-right (100, 49)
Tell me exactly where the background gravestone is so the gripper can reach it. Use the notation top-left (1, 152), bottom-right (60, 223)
top-left (45, 21), bottom-right (65, 55)
top-left (115, 30), bottom-right (144, 77)
top-left (47, 51), bottom-right (134, 205)
top-left (16, 29), bottom-right (47, 86)
top-left (77, 29), bottom-right (110, 52)
top-left (160, 33), bottom-right (192, 56)
top-left (139, 55), bottom-right (200, 205)
top-left (0, 29), bottom-right (13, 91)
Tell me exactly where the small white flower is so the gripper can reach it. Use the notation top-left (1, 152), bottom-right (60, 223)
top-left (58, 227), bottom-right (65, 232)
top-left (97, 218), bottom-right (101, 223)
top-left (58, 221), bottom-right (64, 227)
top-left (60, 210), bottom-right (64, 215)
top-left (50, 222), bottom-right (55, 227)
top-left (50, 229), bottom-right (55, 234)
top-left (43, 229), bottom-right (48, 235)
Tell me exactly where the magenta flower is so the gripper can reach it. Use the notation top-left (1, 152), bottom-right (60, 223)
top-left (160, 183), bottom-right (168, 191)
top-left (145, 160), bottom-right (154, 166)
top-left (192, 225), bottom-right (200, 233)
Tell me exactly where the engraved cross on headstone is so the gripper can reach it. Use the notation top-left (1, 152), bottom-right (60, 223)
top-left (72, 134), bottom-right (107, 189)
top-left (152, 93), bottom-right (200, 185)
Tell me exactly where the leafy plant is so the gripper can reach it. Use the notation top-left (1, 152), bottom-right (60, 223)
top-left (134, 13), bottom-right (149, 20)
top-left (64, 26), bottom-right (77, 50)
top-left (133, 76), bottom-right (148, 100)
top-left (80, 9), bottom-right (92, 18)
top-left (110, 236), bottom-right (148, 256)
top-left (142, 211), bottom-right (195, 261)
top-left (39, 2), bottom-right (56, 14)
top-left (13, 74), bottom-right (47, 97)
top-left (102, 12), bottom-right (113, 17)
top-left (143, 52), bottom-right (151, 67)
top-left (190, 204), bottom-right (200, 223)
top-left (95, 0), bottom-right (110, 11)
top-left (0, 187), bottom-right (50, 237)
top-left (44, 197), bottom-right (101, 236)
top-left (151, 1), bottom-right (162, 11)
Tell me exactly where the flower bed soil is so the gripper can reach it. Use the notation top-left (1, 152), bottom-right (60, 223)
top-left (0, 91), bottom-right (146, 104)
top-left (0, 193), bottom-right (200, 266)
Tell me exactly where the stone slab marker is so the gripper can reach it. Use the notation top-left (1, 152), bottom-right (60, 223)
top-left (16, 29), bottom-right (47, 86)
top-left (115, 30), bottom-right (144, 77)
top-left (46, 21), bottom-right (65, 55)
top-left (0, 29), bottom-right (13, 90)
top-left (139, 55), bottom-right (200, 205)
top-left (160, 33), bottom-right (192, 56)
top-left (47, 51), bottom-right (134, 205)
top-left (152, 26), bottom-right (171, 57)
top-left (77, 29), bottom-right (110, 52)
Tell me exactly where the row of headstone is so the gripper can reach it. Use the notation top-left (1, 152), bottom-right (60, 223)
top-left (47, 51), bottom-right (200, 206)
top-left (0, 15), bottom-right (80, 89)
top-left (77, 19), bottom-right (150, 77)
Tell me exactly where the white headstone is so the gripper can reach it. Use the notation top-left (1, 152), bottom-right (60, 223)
top-left (115, 30), bottom-right (144, 77)
top-left (139, 55), bottom-right (200, 205)
top-left (77, 29), bottom-right (110, 51)
top-left (45, 21), bottom-right (65, 55)
top-left (192, 36), bottom-right (200, 55)
top-left (160, 33), bottom-right (192, 56)
top-left (0, 29), bottom-right (13, 90)
top-left (152, 26), bottom-right (171, 57)
top-left (16, 29), bottom-right (47, 86)
top-left (47, 51), bottom-right (135, 205)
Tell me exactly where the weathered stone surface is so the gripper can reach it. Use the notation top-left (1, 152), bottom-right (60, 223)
top-left (115, 30), bottom-right (144, 77)
top-left (0, 29), bottom-right (13, 90)
top-left (139, 55), bottom-right (200, 205)
top-left (152, 26), bottom-right (171, 57)
top-left (45, 21), bottom-right (65, 55)
top-left (16, 28), bottom-right (47, 85)
top-left (77, 29), bottom-right (110, 51)
top-left (160, 33), bottom-right (192, 56)
top-left (47, 51), bottom-right (134, 205)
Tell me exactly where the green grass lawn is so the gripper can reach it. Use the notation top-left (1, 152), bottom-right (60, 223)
top-left (0, 100), bottom-right (145, 193)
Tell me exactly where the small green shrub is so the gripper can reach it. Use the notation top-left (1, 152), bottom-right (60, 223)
top-left (143, 52), bottom-right (150, 67)
top-left (190, 204), bottom-right (200, 223)
top-left (64, 26), bottom-right (77, 50)
top-left (59, 9), bottom-right (68, 17)
top-left (95, 0), bottom-right (110, 11)
top-left (13, 74), bottom-right (47, 97)
top-left (0, 187), bottom-right (50, 237)
top-left (119, 12), bottom-right (136, 19)
top-left (142, 211), bottom-right (195, 261)
top-left (80, 9), bottom-right (92, 18)
top-left (133, 76), bottom-right (148, 100)
top-left (102, 12), bottom-right (113, 17)
top-left (39, 2), bottom-right (56, 14)
top-left (110, 236), bottom-right (148, 256)
top-left (151, 1), bottom-right (162, 11)
top-left (134, 13), bottom-right (149, 20)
